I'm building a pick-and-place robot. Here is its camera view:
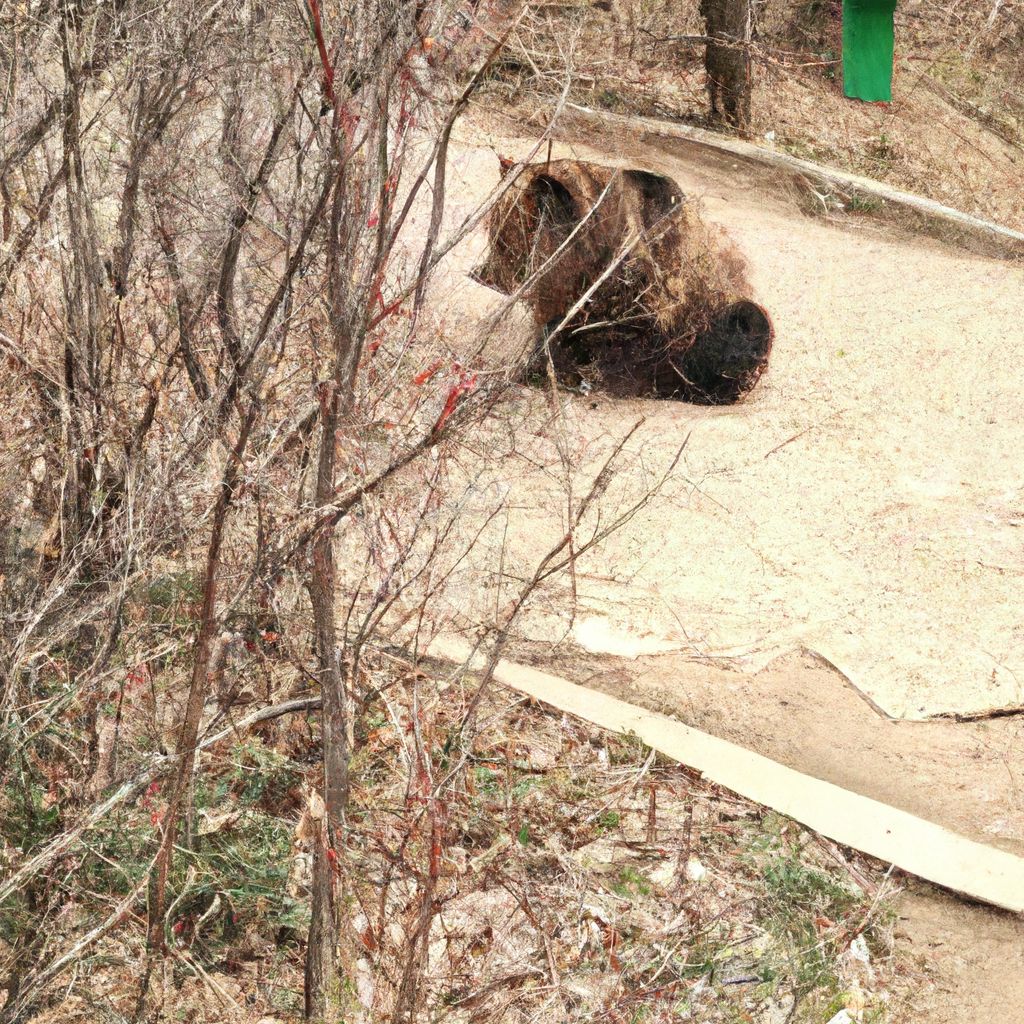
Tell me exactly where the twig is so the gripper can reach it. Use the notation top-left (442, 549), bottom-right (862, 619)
top-left (763, 424), bottom-right (816, 459)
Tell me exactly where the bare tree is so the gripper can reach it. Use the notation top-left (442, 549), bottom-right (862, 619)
top-left (0, 1), bottom-right (683, 1021)
top-left (701, 0), bottom-right (753, 130)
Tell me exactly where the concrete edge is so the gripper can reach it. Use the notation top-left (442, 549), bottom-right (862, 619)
top-left (557, 104), bottom-right (1024, 261)
top-left (430, 635), bottom-right (1024, 915)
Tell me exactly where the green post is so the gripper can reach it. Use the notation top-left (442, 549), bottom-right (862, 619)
top-left (842, 0), bottom-right (898, 102)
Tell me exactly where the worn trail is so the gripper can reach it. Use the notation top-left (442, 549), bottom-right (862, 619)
top-left (421, 108), bottom-right (1024, 1024)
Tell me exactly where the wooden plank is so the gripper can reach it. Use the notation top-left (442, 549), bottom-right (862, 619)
top-left (558, 104), bottom-right (1024, 260)
top-left (430, 636), bottom-right (1024, 913)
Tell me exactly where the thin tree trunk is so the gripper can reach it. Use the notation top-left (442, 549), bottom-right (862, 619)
top-left (700, 0), bottom-right (752, 130)
top-left (303, 175), bottom-right (356, 1015)
top-left (310, 387), bottom-right (350, 823)
top-left (146, 405), bottom-right (257, 953)
top-left (303, 373), bottom-right (347, 1020)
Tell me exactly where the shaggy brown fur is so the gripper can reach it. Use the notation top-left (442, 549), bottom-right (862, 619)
top-left (476, 159), bottom-right (773, 404)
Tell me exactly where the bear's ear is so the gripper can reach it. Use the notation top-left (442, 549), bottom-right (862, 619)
top-left (497, 154), bottom-right (516, 174)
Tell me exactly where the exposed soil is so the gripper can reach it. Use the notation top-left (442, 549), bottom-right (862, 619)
top-left (520, 647), bottom-right (1024, 854)
top-left (418, 106), bottom-right (1024, 1023)
top-left (442, 108), bottom-right (1024, 723)
top-left (894, 885), bottom-right (1024, 1023)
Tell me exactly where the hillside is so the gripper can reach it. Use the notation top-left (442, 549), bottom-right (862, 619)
top-left (485, 0), bottom-right (1023, 231)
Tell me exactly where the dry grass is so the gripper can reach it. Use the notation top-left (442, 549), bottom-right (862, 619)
top-left (10, 647), bottom-right (916, 1023)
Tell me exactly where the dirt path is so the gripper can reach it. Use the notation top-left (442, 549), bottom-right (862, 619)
top-left (422, 109), bottom-right (1024, 1022)
top-left (895, 886), bottom-right (1024, 1023)
top-left (436, 111), bottom-right (1024, 723)
top-left (530, 647), bottom-right (1024, 855)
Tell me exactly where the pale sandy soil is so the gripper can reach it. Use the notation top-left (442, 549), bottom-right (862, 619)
top-left (414, 106), bottom-right (1024, 1023)
top-left (439, 111), bottom-right (1024, 723)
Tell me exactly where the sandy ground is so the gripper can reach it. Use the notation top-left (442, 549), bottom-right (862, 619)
top-left (408, 109), bottom-right (1024, 1023)
top-left (434, 115), bottom-right (1024, 723)
top-left (892, 884), bottom-right (1024, 1022)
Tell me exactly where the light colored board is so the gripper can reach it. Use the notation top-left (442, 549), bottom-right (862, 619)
top-left (430, 636), bottom-right (1024, 914)
top-left (559, 104), bottom-right (1024, 260)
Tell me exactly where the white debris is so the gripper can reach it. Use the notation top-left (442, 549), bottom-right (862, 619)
top-left (685, 857), bottom-right (707, 882)
top-left (826, 1009), bottom-right (859, 1024)
top-left (649, 859), bottom-right (676, 887)
top-left (850, 934), bottom-right (872, 965)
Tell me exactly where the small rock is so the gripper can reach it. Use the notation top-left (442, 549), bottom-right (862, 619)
top-left (826, 1010), bottom-right (859, 1024)
top-left (621, 906), bottom-right (660, 937)
top-left (563, 971), bottom-right (622, 1006)
top-left (849, 934), bottom-right (871, 965)
top-left (765, 993), bottom-right (795, 1024)
top-left (570, 838), bottom-right (619, 870)
top-left (685, 857), bottom-right (707, 882)
top-left (648, 859), bottom-right (676, 887)
top-left (581, 901), bottom-right (612, 925)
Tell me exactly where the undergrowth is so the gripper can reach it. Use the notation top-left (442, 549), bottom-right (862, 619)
top-left (3, 652), bottom-right (907, 1022)
top-left (490, 0), bottom-right (1023, 232)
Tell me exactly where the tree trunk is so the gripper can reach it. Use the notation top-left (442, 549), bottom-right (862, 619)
top-left (147, 406), bottom-right (257, 954)
top-left (303, 166), bottom-right (358, 1019)
top-left (303, 375), bottom-right (347, 1021)
top-left (700, 0), bottom-right (752, 131)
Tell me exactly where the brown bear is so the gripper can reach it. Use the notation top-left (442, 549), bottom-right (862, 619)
top-left (475, 159), bottom-right (772, 405)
